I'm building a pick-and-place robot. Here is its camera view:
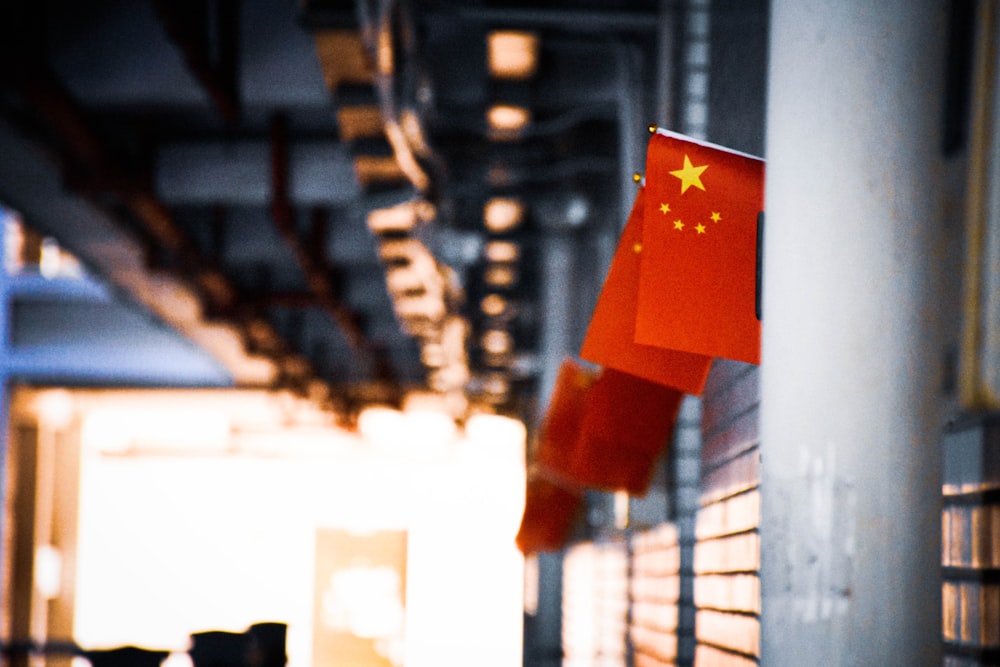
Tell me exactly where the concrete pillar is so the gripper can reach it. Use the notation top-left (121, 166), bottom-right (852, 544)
top-left (759, 2), bottom-right (955, 664)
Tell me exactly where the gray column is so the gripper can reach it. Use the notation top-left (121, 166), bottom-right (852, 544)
top-left (759, 2), bottom-right (954, 665)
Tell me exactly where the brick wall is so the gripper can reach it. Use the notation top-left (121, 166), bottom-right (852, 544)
top-left (562, 539), bottom-right (630, 667)
top-left (557, 359), bottom-right (762, 667)
top-left (942, 420), bottom-right (1000, 666)
top-left (693, 360), bottom-right (760, 666)
top-left (631, 523), bottom-right (681, 666)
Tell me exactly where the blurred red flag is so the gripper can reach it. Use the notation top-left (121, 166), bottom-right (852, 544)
top-left (636, 129), bottom-right (765, 364)
top-left (516, 359), bottom-right (592, 554)
top-left (568, 367), bottom-right (683, 495)
top-left (581, 186), bottom-right (712, 395)
top-left (534, 359), bottom-right (684, 497)
top-left (515, 474), bottom-right (582, 554)
top-left (534, 357), bottom-right (598, 483)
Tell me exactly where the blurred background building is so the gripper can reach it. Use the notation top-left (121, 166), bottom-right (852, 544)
top-left (0, 1), bottom-right (997, 666)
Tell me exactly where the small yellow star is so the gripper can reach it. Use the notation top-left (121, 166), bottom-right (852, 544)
top-left (632, 242), bottom-right (643, 254)
top-left (710, 211), bottom-right (722, 222)
top-left (673, 219), bottom-right (684, 231)
top-left (669, 154), bottom-right (708, 194)
top-left (695, 223), bottom-right (707, 234)
top-left (659, 202), bottom-right (670, 214)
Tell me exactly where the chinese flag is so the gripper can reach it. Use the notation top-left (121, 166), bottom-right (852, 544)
top-left (515, 474), bottom-right (582, 554)
top-left (568, 367), bottom-right (684, 496)
top-left (636, 129), bottom-right (765, 365)
top-left (581, 186), bottom-right (713, 395)
top-left (534, 357), bottom-right (598, 483)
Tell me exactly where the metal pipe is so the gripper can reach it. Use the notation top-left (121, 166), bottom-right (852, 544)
top-left (432, 4), bottom-right (658, 33)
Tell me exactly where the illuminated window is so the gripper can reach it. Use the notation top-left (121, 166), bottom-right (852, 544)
top-left (484, 240), bottom-right (520, 263)
top-left (481, 329), bottom-right (513, 355)
top-left (484, 264), bottom-right (517, 288)
top-left (488, 31), bottom-right (540, 80)
top-left (480, 294), bottom-right (508, 317)
top-left (487, 104), bottom-right (531, 141)
top-left (3, 207), bottom-right (84, 278)
top-left (483, 198), bottom-right (525, 233)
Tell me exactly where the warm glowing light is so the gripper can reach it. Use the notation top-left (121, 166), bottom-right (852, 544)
top-left (481, 329), bottom-right (513, 355)
top-left (313, 29), bottom-right (375, 88)
top-left (68, 388), bottom-right (525, 667)
top-left (357, 405), bottom-right (406, 446)
top-left (4, 212), bottom-right (24, 274)
top-left (377, 25), bottom-right (394, 75)
top-left (488, 31), bottom-right (540, 80)
top-left (482, 374), bottom-right (510, 398)
top-left (481, 293), bottom-right (508, 317)
top-left (367, 203), bottom-right (417, 235)
top-left (421, 342), bottom-right (446, 367)
top-left (379, 239), bottom-right (446, 320)
top-left (81, 408), bottom-right (231, 455)
top-left (485, 240), bottom-right (520, 263)
top-left (465, 413), bottom-right (526, 452)
top-left (322, 566), bottom-right (404, 638)
top-left (162, 655), bottom-right (194, 667)
top-left (483, 197), bottom-right (525, 233)
top-left (403, 391), bottom-right (446, 414)
top-left (34, 388), bottom-right (76, 430)
top-left (35, 544), bottom-right (62, 599)
top-left (613, 490), bottom-right (630, 530)
top-left (358, 403), bottom-right (458, 450)
top-left (403, 410), bottom-right (459, 449)
top-left (426, 317), bottom-right (471, 395)
top-left (38, 236), bottom-right (83, 279)
top-left (336, 105), bottom-right (383, 142)
top-left (386, 265), bottom-right (422, 294)
top-left (523, 553), bottom-right (539, 616)
top-left (487, 104), bottom-right (531, 139)
top-left (39, 237), bottom-right (61, 278)
top-left (384, 121), bottom-right (431, 192)
top-left (484, 264), bottom-right (517, 287)
top-left (401, 108), bottom-right (431, 156)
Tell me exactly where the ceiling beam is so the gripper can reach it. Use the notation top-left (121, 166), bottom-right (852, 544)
top-left (268, 113), bottom-right (399, 390)
top-left (0, 62), bottom-right (345, 400)
top-left (152, 0), bottom-right (242, 123)
top-left (155, 140), bottom-right (360, 206)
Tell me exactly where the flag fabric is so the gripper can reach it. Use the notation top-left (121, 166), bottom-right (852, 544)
top-left (534, 358), bottom-right (683, 497)
top-left (568, 366), bottom-right (684, 495)
top-left (580, 186), bottom-right (713, 395)
top-left (635, 129), bottom-right (765, 365)
top-left (515, 473), bottom-right (582, 554)
top-left (515, 358), bottom-right (590, 554)
top-left (534, 357), bottom-right (598, 483)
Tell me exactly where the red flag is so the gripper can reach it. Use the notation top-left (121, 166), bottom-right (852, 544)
top-left (515, 474), bottom-right (582, 554)
top-left (568, 367), bottom-right (683, 495)
top-left (534, 358), bottom-right (598, 483)
top-left (581, 186), bottom-right (712, 395)
top-left (636, 129), bottom-right (765, 365)
top-left (535, 360), bottom-right (683, 496)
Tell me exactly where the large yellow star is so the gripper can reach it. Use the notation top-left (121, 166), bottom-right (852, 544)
top-left (669, 155), bottom-right (708, 194)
